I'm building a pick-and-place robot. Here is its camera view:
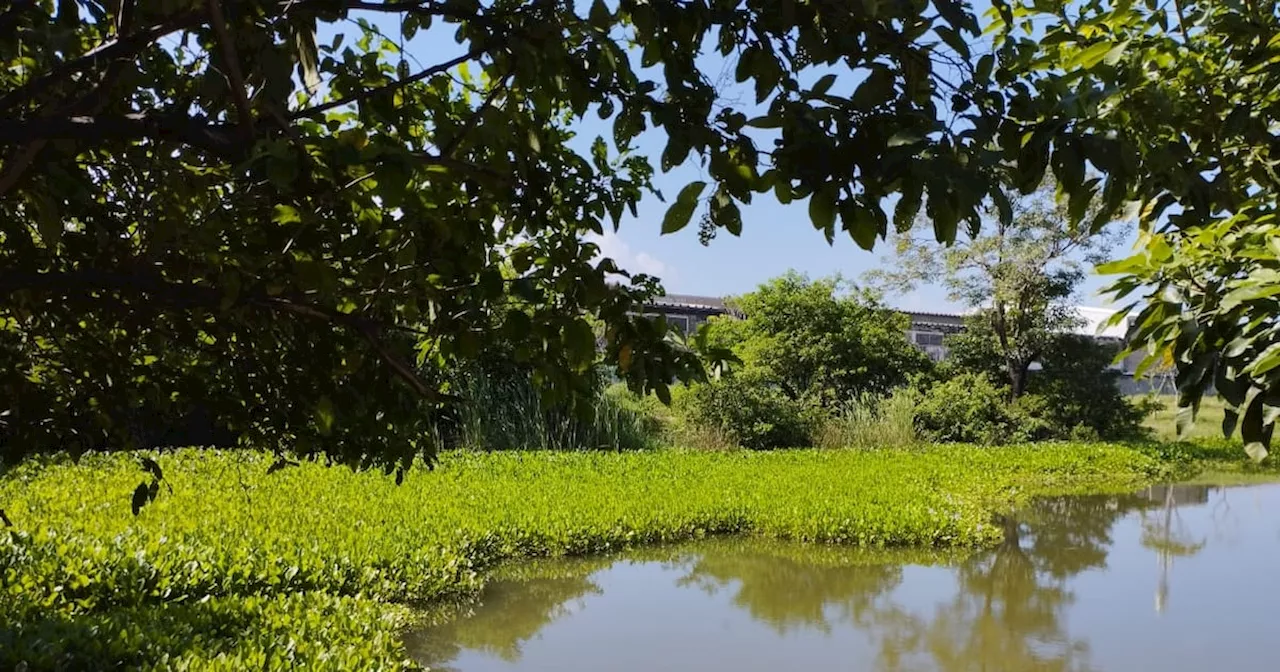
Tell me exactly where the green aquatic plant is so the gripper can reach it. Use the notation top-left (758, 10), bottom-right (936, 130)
top-left (0, 443), bottom-right (1194, 669)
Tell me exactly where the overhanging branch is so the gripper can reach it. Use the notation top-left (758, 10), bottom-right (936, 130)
top-left (0, 11), bottom-right (203, 114)
top-left (1, 269), bottom-right (440, 400)
top-left (290, 42), bottom-right (496, 120)
top-left (0, 114), bottom-right (241, 155)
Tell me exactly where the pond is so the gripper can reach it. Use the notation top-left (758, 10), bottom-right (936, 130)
top-left (407, 482), bottom-right (1280, 671)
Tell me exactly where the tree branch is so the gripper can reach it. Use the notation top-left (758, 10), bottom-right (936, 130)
top-left (0, 0), bottom-right (141, 196)
top-left (291, 41), bottom-right (496, 120)
top-left (0, 114), bottom-right (242, 155)
top-left (206, 0), bottom-right (256, 137)
top-left (442, 68), bottom-right (512, 157)
top-left (0, 11), bottom-right (202, 115)
top-left (0, 269), bottom-right (441, 400)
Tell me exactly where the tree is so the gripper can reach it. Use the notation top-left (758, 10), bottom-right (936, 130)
top-left (870, 183), bottom-right (1118, 398)
top-left (708, 273), bottom-right (931, 406)
top-left (989, 0), bottom-right (1280, 457)
top-left (0, 0), bottom-right (1012, 470)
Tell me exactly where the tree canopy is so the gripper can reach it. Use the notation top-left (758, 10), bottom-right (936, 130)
top-left (0, 0), bottom-right (1019, 468)
top-left (708, 273), bottom-right (930, 405)
top-left (3, 0), bottom-right (1279, 465)
top-left (992, 0), bottom-right (1280, 456)
top-left (871, 183), bottom-right (1119, 397)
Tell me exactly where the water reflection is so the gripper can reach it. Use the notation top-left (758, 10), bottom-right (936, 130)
top-left (409, 483), bottom-right (1280, 672)
top-left (675, 544), bottom-right (906, 635)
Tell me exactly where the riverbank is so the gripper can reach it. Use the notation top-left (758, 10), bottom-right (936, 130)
top-left (2, 442), bottom-right (1275, 669)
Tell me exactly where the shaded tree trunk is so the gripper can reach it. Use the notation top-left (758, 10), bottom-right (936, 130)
top-left (1008, 359), bottom-right (1032, 399)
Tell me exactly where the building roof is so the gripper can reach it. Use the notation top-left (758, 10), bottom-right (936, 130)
top-left (641, 295), bottom-right (1130, 340)
top-left (1073, 306), bottom-right (1129, 340)
top-left (647, 294), bottom-right (730, 311)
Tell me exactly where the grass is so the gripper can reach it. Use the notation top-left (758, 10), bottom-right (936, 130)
top-left (0, 441), bottom-right (1272, 669)
top-left (815, 389), bottom-right (920, 450)
top-left (1143, 395), bottom-right (1232, 443)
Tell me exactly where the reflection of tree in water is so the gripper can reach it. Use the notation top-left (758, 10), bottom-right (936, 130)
top-left (406, 492), bottom-right (1199, 671)
top-left (404, 560), bottom-right (606, 671)
top-left (1138, 485), bottom-right (1210, 613)
top-left (878, 493), bottom-right (1153, 672)
top-left (676, 543), bottom-right (908, 635)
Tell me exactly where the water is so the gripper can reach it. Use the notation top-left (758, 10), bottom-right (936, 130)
top-left (408, 483), bottom-right (1280, 671)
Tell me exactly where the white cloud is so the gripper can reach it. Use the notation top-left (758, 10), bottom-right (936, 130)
top-left (586, 231), bottom-right (674, 281)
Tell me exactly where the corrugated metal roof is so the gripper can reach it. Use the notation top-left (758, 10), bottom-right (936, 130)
top-left (647, 294), bottom-right (729, 311)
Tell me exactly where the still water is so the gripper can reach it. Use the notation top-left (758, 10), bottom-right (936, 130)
top-left (408, 483), bottom-right (1280, 671)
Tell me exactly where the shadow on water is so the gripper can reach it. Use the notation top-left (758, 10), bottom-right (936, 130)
top-left (406, 483), bottom-right (1274, 672)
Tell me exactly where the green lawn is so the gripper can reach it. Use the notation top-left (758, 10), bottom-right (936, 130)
top-left (1143, 395), bottom-right (1233, 443)
top-left (0, 442), bottom-right (1273, 670)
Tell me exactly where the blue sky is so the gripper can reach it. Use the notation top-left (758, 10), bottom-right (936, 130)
top-left (328, 5), bottom-right (1132, 313)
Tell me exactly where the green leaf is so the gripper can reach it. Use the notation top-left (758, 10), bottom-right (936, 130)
top-left (808, 185), bottom-right (838, 233)
top-left (564, 319), bottom-right (597, 367)
top-left (810, 73), bottom-right (837, 96)
top-left (589, 0), bottom-right (611, 28)
top-left (935, 26), bottom-right (971, 59)
top-left (1242, 394), bottom-right (1271, 462)
top-left (975, 54), bottom-right (994, 83)
top-left (894, 181), bottom-right (923, 232)
top-left (1175, 403), bottom-right (1197, 440)
top-left (314, 396), bottom-right (335, 436)
top-left (654, 382), bottom-right (672, 405)
top-left (1095, 253), bottom-right (1148, 275)
top-left (1069, 41), bottom-right (1118, 70)
top-left (1247, 342), bottom-right (1280, 376)
top-left (887, 131), bottom-right (924, 147)
top-left (294, 24), bottom-right (321, 93)
top-left (1222, 284), bottom-right (1280, 311)
top-left (1223, 407), bottom-right (1240, 438)
top-left (852, 67), bottom-right (895, 109)
top-left (131, 482), bottom-right (151, 516)
top-left (661, 181), bottom-right (707, 234)
top-left (273, 205), bottom-right (301, 225)
top-left (841, 199), bottom-right (877, 251)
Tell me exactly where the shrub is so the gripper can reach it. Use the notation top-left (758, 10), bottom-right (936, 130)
top-left (674, 375), bottom-right (817, 449)
top-left (915, 374), bottom-right (1021, 444)
top-left (816, 389), bottom-right (920, 449)
top-left (706, 273), bottom-right (932, 408)
top-left (1033, 335), bottom-right (1149, 440)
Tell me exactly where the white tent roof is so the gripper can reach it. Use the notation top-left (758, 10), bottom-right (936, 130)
top-left (1072, 306), bottom-right (1129, 339)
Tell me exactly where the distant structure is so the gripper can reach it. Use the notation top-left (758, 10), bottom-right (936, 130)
top-left (639, 294), bottom-right (736, 336)
top-left (639, 294), bottom-right (1161, 393)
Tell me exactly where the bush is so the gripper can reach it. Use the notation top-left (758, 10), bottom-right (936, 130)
top-left (915, 374), bottom-right (1023, 444)
top-left (816, 389), bottom-right (920, 449)
top-left (706, 273), bottom-right (932, 407)
top-left (1033, 335), bottom-right (1149, 440)
top-left (933, 330), bottom-right (1151, 442)
top-left (674, 375), bottom-right (817, 449)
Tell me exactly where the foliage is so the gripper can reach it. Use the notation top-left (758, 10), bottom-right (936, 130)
top-left (1104, 219), bottom-right (1280, 461)
top-left (815, 389), bottom-right (921, 450)
top-left (673, 375), bottom-right (818, 450)
top-left (935, 321), bottom-right (1006, 386)
top-left (1034, 335), bottom-right (1151, 440)
top-left (931, 333), bottom-right (1149, 441)
top-left (707, 273), bottom-right (932, 407)
top-left (989, 0), bottom-right (1280, 458)
top-left (0, 443), bottom-right (1179, 667)
top-left (436, 358), bottom-right (661, 451)
top-left (0, 0), bottom-right (1017, 467)
top-left (871, 183), bottom-right (1118, 397)
top-left (915, 373), bottom-right (1030, 444)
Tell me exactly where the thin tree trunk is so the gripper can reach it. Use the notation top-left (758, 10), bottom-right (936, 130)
top-left (1009, 360), bottom-right (1029, 399)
